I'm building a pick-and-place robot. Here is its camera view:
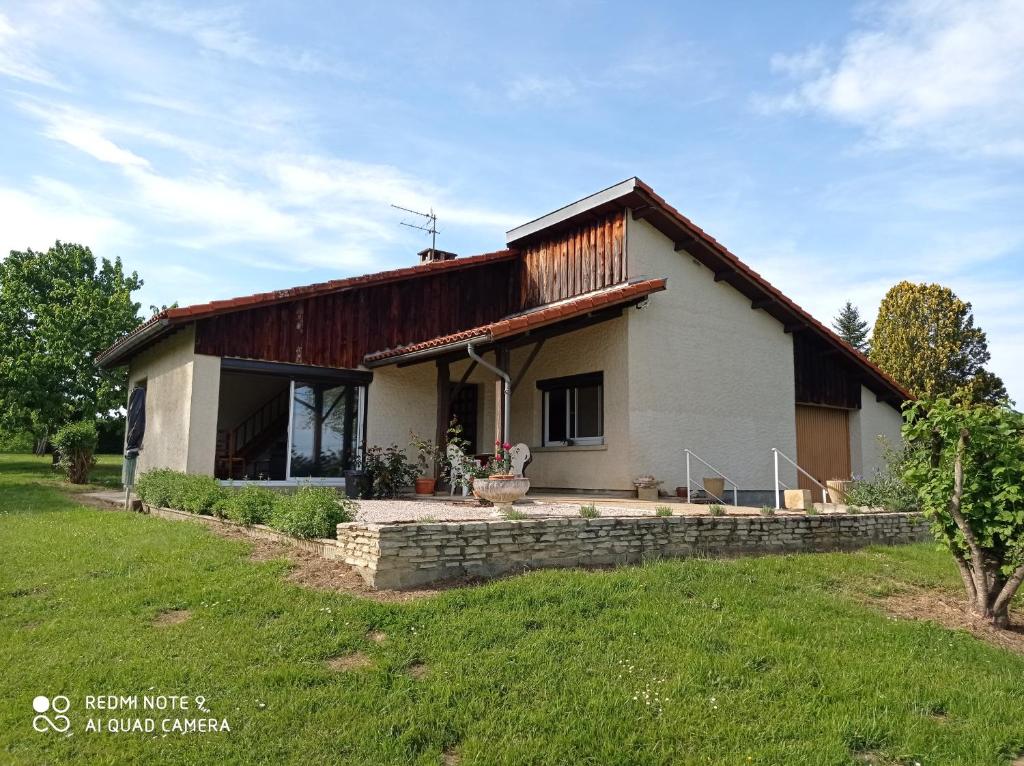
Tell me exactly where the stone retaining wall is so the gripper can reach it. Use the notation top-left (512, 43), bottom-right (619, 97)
top-left (332, 513), bottom-right (930, 590)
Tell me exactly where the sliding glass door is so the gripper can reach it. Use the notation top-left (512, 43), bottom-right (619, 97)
top-left (287, 381), bottom-right (364, 479)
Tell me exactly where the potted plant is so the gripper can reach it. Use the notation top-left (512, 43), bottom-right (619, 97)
top-left (472, 441), bottom-right (531, 513)
top-left (409, 432), bottom-right (442, 495)
top-left (633, 475), bottom-right (662, 502)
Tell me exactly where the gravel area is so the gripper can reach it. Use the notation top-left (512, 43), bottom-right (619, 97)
top-left (351, 497), bottom-right (855, 523)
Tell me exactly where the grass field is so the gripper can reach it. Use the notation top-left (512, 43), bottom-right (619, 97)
top-left (2, 453), bottom-right (1023, 765)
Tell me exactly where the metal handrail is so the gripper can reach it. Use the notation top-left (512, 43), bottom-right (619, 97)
top-left (771, 447), bottom-right (829, 509)
top-left (684, 449), bottom-right (739, 506)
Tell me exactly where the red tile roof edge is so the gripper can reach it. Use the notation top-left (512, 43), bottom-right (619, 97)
top-left (363, 279), bottom-right (667, 364)
top-left (632, 179), bottom-right (912, 401)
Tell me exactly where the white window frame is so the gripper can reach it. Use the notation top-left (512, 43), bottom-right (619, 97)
top-left (542, 378), bottom-right (604, 447)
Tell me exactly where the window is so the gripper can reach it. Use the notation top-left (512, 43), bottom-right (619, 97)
top-left (538, 372), bottom-right (604, 446)
top-left (288, 381), bottom-right (364, 478)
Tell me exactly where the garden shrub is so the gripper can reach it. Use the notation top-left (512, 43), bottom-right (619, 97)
top-left (222, 484), bottom-right (278, 526)
top-left (845, 442), bottom-right (919, 513)
top-left (134, 469), bottom-right (225, 515)
top-left (52, 420), bottom-right (98, 484)
top-left (269, 485), bottom-right (355, 539)
top-left (364, 445), bottom-right (418, 498)
top-left (134, 468), bottom-right (179, 507)
top-left (579, 503), bottom-right (600, 518)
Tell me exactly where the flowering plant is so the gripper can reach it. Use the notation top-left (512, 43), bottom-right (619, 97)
top-left (488, 440), bottom-right (514, 477)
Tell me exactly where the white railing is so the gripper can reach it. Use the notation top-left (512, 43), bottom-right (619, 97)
top-left (771, 447), bottom-right (829, 509)
top-left (684, 449), bottom-right (739, 506)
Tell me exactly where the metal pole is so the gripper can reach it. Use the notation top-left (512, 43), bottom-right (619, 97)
top-left (773, 449), bottom-right (780, 509)
top-left (733, 481), bottom-right (738, 507)
top-left (467, 342), bottom-right (511, 445)
top-left (685, 451), bottom-right (691, 504)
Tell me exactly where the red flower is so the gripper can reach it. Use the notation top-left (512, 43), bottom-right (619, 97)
top-left (503, 442), bottom-right (512, 450)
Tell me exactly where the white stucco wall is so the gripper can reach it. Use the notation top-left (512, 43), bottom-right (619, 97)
top-left (625, 216), bottom-right (798, 492)
top-left (127, 325), bottom-right (221, 476)
top-left (850, 385), bottom-right (904, 480)
top-left (506, 318), bottom-right (633, 490)
top-left (365, 363), bottom-right (437, 466)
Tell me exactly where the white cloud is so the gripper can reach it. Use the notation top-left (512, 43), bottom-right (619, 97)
top-left (16, 100), bottom-right (523, 271)
top-left (0, 179), bottom-right (133, 257)
top-left (0, 11), bottom-right (64, 87)
top-left (760, 0), bottom-right (1024, 156)
top-left (124, 2), bottom-right (359, 77)
top-left (506, 75), bottom-right (578, 104)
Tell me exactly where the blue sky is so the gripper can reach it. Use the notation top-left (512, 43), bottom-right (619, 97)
top-left (1, 0), bottom-right (1022, 400)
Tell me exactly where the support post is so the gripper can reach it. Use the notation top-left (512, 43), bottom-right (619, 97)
top-left (435, 360), bottom-right (450, 480)
top-left (773, 449), bottom-right (781, 509)
top-left (685, 451), bottom-right (691, 504)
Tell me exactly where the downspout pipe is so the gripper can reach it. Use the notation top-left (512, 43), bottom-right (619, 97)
top-left (467, 342), bottom-right (511, 445)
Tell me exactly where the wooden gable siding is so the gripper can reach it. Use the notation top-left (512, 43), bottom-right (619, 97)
top-left (194, 258), bottom-right (521, 369)
top-left (519, 210), bottom-right (626, 306)
top-left (793, 332), bottom-right (863, 410)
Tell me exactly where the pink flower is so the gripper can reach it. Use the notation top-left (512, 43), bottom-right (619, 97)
top-left (503, 442), bottom-right (511, 450)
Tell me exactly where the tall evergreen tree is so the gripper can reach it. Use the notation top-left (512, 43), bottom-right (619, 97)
top-left (870, 281), bottom-right (1007, 404)
top-left (832, 300), bottom-right (871, 352)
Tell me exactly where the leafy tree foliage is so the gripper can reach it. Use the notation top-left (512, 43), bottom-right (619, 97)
top-left (831, 300), bottom-right (870, 352)
top-left (903, 398), bottom-right (1024, 628)
top-left (870, 281), bottom-right (1007, 403)
top-left (0, 242), bottom-right (142, 452)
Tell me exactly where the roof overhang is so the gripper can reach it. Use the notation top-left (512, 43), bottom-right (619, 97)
top-left (364, 278), bottom-right (667, 367)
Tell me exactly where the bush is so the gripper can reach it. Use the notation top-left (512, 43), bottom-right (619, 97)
top-left (845, 443), bottom-right (919, 513)
top-left (759, 505), bottom-right (775, 517)
top-left (364, 445), bottom-right (418, 498)
top-left (134, 469), bottom-right (225, 515)
top-left (708, 504), bottom-right (725, 516)
top-left (134, 469), bottom-right (179, 507)
top-left (502, 508), bottom-right (528, 520)
top-left (655, 506), bottom-right (673, 517)
top-left (52, 421), bottom-right (98, 484)
top-left (579, 503), bottom-right (600, 518)
top-left (0, 429), bottom-right (34, 453)
top-left (269, 485), bottom-right (355, 539)
top-left (222, 484), bottom-right (278, 526)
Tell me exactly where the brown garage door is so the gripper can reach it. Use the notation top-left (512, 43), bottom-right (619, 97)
top-left (795, 405), bottom-right (851, 501)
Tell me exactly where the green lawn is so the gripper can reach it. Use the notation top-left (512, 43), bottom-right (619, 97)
top-left (2, 454), bottom-right (1023, 765)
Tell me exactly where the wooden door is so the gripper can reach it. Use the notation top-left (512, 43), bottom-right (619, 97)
top-left (795, 405), bottom-right (851, 501)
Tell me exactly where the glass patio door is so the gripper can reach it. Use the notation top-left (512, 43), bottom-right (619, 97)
top-left (287, 381), bottom-right (362, 479)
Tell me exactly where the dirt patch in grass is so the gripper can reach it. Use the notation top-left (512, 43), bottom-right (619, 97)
top-left (153, 609), bottom-right (191, 627)
top-left (407, 661), bottom-right (429, 680)
top-left (208, 524), bottom-right (456, 602)
top-left (882, 589), bottom-right (1024, 655)
top-left (326, 652), bottom-right (373, 672)
top-left (442, 748), bottom-right (461, 765)
top-left (367, 630), bottom-right (388, 643)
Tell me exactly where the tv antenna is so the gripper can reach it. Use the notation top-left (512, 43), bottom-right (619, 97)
top-left (391, 204), bottom-right (438, 251)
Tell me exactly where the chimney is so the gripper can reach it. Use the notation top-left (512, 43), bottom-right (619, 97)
top-left (418, 248), bottom-right (458, 264)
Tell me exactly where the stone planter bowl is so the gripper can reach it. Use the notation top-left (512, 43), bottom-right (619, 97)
top-left (473, 476), bottom-right (530, 513)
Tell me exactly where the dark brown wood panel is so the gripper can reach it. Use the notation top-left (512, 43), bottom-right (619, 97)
top-left (519, 210), bottom-right (626, 306)
top-left (795, 404), bottom-right (852, 501)
top-left (195, 258), bottom-right (522, 368)
top-left (793, 332), bottom-right (863, 410)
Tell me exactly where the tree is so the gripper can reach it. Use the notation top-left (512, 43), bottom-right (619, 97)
top-left (831, 300), bottom-right (870, 352)
top-left (0, 242), bottom-right (143, 453)
top-left (870, 281), bottom-right (1007, 403)
top-left (903, 398), bottom-right (1024, 628)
